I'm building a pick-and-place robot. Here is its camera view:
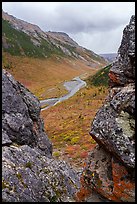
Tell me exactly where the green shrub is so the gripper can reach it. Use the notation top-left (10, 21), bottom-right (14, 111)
top-left (70, 137), bottom-right (80, 145)
top-left (2, 19), bottom-right (65, 58)
top-left (87, 64), bottom-right (112, 87)
top-left (64, 136), bottom-right (71, 141)
top-left (53, 151), bottom-right (60, 157)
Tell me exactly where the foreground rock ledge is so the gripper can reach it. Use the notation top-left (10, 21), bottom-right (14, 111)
top-left (2, 69), bottom-right (80, 202)
top-left (79, 15), bottom-right (135, 202)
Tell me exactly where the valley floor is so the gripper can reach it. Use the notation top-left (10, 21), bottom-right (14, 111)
top-left (2, 53), bottom-right (103, 100)
top-left (41, 84), bottom-right (108, 172)
top-left (3, 52), bottom-right (108, 172)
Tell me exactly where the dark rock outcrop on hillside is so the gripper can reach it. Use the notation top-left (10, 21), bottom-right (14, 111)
top-left (79, 15), bottom-right (135, 202)
top-left (2, 69), bottom-right (80, 202)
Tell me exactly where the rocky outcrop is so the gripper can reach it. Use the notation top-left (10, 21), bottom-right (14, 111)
top-left (109, 15), bottom-right (135, 87)
top-left (47, 31), bottom-right (79, 47)
top-left (78, 15), bottom-right (135, 202)
top-left (2, 69), bottom-right (80, 202)
top-left (2, 10), bottom-right (46, 38)
top-left (90, 15), bottom-right (135, 170)
top-left (2, 69), bottom-right (52, 155)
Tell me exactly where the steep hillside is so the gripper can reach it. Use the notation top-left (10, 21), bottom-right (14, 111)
top-left (86, 64), bottom-right (112, 87)
top-left (2, 10), bottom-right (107, 100)
top-left (2, 18), bottom-right (64, 58)
top-left (2, 10), bottom-right (106, 65)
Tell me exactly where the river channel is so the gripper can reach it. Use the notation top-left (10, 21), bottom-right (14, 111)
top-left (40, 76), bottom-right (86, 110)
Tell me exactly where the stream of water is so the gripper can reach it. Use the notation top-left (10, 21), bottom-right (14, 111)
top-left (40, 76), bottom-right (86, 110)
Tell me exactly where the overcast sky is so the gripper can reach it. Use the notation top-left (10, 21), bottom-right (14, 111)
top-left (2, 2), bottom-right (135, 54)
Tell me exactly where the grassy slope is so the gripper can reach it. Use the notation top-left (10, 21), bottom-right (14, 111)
top-left (2, 19), bottom-right (110, 170)
top-left (2, 18), bottom-right (107, 100)
top-left (86, 64), bottom-right (111, 87)
top-left (2, 18), bottom-right (106, 65)
top-left (41, 67), bottom-right (110, 170)
top-left (2, 19), bottom-right (64, 58)
top-left (2, 14), bottom-right (111, 172)
top-left (41, 84), bottom-right (108, 170)
top-left (2, 52), bottom-right (102, 99)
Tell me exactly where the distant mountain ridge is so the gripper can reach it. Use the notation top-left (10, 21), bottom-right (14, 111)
top-left (2, 10), bottom-right (107, 66)
top-left (99, 53), bottom-right (117, 62)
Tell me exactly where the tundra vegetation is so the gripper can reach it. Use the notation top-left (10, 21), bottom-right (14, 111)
top-left (41, 65), bottom-right (110, 169)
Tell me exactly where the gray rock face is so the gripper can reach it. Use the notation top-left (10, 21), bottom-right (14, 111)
top-left (2, 69), bottom-right (80, 202)
top-left (90, 15), bottom-right (135, 170)
top-left (2, 145), bottom-right (80, 202)
top-left (68, 15), bottom-right (135, 203)
top-left (82, 145), bottom-right (135, 202)
top-left (2, 69), bottom-right (52, 156)
top-left (109, 15), bottom-right (135, 86)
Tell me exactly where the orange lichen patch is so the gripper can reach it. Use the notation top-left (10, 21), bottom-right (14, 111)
top-left (82, 158), bottom-right (135, 202)
top-left (83, 171), bottom-right (118, 201)
top-left (94, 185), bottom-right (121, 202)
top-left (112, 159), bottom-right (135, 202)
top-left (75, 176), bottom-right (92, 202)
top-left (112, 160), bottom-right (128, 182)
top-left (75, 186), bottom-right (92, 202)
top-left (108, 71), bottom-right (120, 84)
top-left (96, 188), bottom-right (121, 202)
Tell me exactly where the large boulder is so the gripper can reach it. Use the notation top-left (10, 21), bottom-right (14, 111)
top-left (78, 15), bottom-right (135, 202)
top-left (2, 69), bottom-right (52, 156)
top-left (80, 145), bottom-right (135, 202)
top-left (2, 145), bottom-right (80, 202)
top-left (2, 69), bottom-right (80, 202)
top-left (90, 15), bottom-right (135, 170)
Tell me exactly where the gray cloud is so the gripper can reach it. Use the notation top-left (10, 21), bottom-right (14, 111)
top-left (2, 2), bottom-right (135, 53)
top-left (53, 3), bottom-right (129, 34)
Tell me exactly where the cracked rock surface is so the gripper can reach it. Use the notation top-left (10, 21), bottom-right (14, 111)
top-left (80, 15), bottom-right (135, 202)
top-left (2, 69), bottom-right (80, 202)
top-left (90, 15), bottom-right (135, 170)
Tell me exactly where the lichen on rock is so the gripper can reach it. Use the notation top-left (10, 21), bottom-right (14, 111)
top-left (90, 15), bottom-right (135, 170)
top-left (2, 145), bottom-right (80, 202)
top-left (81, 15), bottom-right (135, 202)
top-left (2, 69), bottom-right (80, 202)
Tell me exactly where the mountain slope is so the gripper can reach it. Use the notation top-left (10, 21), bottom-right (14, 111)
top-left (2, 18), bottom-right (65, 58)
top-left (99, 53), bottom-right (117, 62)
top-left (86, 64), bottom-right (112, 87)
top-left (2, 10), bottom-right (107, 100)
top-left (2, 10), bottom-right (106, 65)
